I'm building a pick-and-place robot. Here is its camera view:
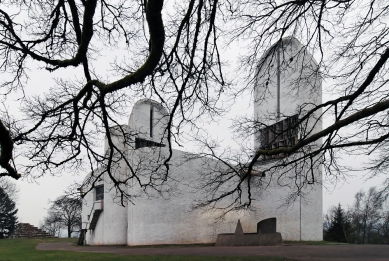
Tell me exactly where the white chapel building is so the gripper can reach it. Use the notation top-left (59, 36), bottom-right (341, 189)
top-left (81, 37), bottom-right (323, 245)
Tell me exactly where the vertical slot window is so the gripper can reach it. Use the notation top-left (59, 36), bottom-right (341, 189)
top-left (150, 105), bottom-right (153, 138)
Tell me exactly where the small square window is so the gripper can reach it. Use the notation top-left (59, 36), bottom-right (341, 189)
top-left (95, 185), bottom-right (104, 201)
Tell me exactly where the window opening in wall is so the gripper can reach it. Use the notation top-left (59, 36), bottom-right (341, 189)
top-left (95, 185), bottom-right (104, 201)
top-left (276, 48), bottom-right (281, 120)
top-left (240, 169), bottom-right (266, 177)
top-left (150, 105), bottom-right (153, 138)
top-left (135, 137), bottom-right (165, 149)
top-left (260, 114), bottom-right (298, 160)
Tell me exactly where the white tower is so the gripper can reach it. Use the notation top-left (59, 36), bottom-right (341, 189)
top-left (253, 37), bottom-right (323, 240)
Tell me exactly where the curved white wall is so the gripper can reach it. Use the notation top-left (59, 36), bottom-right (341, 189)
top-left (82, 51), bottom-right (324, 245)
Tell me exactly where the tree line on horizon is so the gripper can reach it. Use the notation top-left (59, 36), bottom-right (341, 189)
top-left (324, 186), bottom-right (389, 244)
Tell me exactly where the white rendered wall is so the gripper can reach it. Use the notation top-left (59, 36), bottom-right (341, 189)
top-left (81, 173), bottom-right (105, 245)
top-left (101, 125), bottom-right (131, 244)
top-left (247, 171), bottom-right (322, 240)
top-left (125, 146), bottom-right (321, 245)
top-left (81, 125), bottom-right (132, 245)
top-left (82, 169), bottom-right (128, 245)
top-left (253, 37), bottom-right (322, 240)
top-left (126, 148), bottom-right (256, 245)
top-left (123, 100), bottom-right (254, 245)
top-left (82, 99), bottom-right (169, 245)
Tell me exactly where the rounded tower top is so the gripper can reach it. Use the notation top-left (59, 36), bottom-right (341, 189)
top-left (128, 99), bottom-right (169, 145)
top-left (254, 37), bottom-right (322, 154)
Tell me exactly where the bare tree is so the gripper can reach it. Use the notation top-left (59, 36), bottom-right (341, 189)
top-left (0, 0), bottom-right (389, 212)
top-left (0, 0), bottom-right (226, 203)
top-left (42, 195), bottom-right (82, 238)
top-left (325, 187), bottom-right (389, 244)
top-left (0, 177), bottom-right (18, 201)
top-left (194, 0), bottom-right (389, 212)
top-left (323, 205), bottom-right (336, 234)
top-left (348, 187), bottom-right (385, 243)
top-left (379, 207), bottom-right (389, 244)
top-left (40, 212), bottom-right (63, 237)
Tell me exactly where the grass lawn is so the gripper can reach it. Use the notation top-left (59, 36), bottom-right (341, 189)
top-left (0, 238), bottom-right (297, 261)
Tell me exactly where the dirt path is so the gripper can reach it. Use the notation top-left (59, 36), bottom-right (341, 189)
top-left (36, 242), bottom-right (389, 261)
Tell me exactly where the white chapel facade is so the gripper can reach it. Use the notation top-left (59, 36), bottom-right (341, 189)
top-left (81, 37), bottom-right (323, 245)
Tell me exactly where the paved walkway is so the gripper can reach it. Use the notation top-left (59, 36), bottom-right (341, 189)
top-left (36, 242), bottom-right (389, 261)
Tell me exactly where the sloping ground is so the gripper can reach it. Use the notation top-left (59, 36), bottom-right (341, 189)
top-left (11, 223), bottom-right (56, 238)
top-left (0, 238), bottom-right (294, 261)
top-left (36, 242), bottom-right (389, 261)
